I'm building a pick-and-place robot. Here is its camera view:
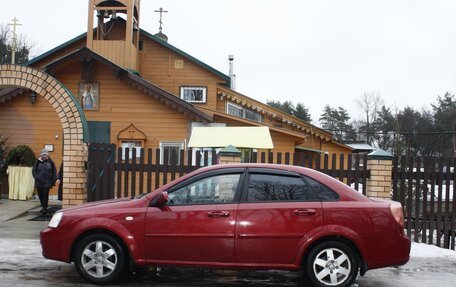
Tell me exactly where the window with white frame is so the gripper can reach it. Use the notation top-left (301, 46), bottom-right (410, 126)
top-left (160, 142), bottom-right (184, 165)
top-left (121, 141), bottom-right (142, 160)
top-left (226, 102), bottom-right (263, 123)
top-left (180, 86), bottom-right (207, 103)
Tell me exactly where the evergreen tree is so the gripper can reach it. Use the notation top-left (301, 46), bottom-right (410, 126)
top-left (266, 100), bottom-right (312, 122)
top-left (431, 93), bottom-right (456, 157)
top-left (319, 105), bottom-right (356, 142)
top-left (372, 106), bottom-right (395, 151)
top-left (295, 103), bottom-right (312, 122)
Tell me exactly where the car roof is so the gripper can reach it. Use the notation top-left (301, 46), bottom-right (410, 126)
top-left (183, 164), bottom-right (369, 201)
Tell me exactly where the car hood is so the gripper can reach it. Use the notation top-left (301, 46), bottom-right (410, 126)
top-left (60, 197), bottom-right (133, 213)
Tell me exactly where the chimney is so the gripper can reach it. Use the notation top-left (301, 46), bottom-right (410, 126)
top-left (228, 54), bottom-right (236, 90)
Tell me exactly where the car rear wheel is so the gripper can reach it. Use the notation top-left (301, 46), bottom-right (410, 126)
top-left (74, 233), bottom-right (126, 284)
top-left (305, 241), bottom-right (358, 287)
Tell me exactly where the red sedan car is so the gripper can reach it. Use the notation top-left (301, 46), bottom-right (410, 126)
top-left (40, 164), bottom-right (410, 286)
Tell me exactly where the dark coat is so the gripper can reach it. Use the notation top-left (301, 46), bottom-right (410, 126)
top-left (57, 163), bottom-right (63, 200)
top-left (32, 157), bottom-right (57, 189)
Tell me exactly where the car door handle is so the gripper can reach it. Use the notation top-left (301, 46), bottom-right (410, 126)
top-left (207, 211), bottom-right (230, 218)
top-left (293, 209), bottom-right (316, 216)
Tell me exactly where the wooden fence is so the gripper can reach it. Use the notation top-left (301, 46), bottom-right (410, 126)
top-left (86, 143), bottom-right (369, 202)
top-left (87, 145), bottom-right (456, 250)
top-left (393, 156), bottom-right (456, 250)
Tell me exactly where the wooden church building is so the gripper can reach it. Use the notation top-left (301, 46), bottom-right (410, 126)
top-left (0, 0), bottom-right (351, 202)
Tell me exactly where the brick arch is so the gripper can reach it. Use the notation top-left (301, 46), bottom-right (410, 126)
top-left (0, 64), bottom-right (88, 207)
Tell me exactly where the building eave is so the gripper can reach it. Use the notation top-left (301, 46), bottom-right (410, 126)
top-left (25, 32), bottom-right (87, 67)
top-left (199, 108), bottom-right (308, 142)
top-left (217, 85), bottom-right (333, 141)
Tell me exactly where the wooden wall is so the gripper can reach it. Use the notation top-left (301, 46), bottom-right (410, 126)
top-left (138, 36), bottom-right (226, 111)
top-left (0, 92), bottom-right (63, 196)
top-left (54, 60), bottom-right (193, 149)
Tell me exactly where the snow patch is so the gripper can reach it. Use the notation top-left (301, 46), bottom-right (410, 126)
top-left (410, 242), bottom-right (456, 259)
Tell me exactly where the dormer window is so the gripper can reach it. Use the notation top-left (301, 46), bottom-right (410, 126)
top-left (180, 86), bottom-right (207, 103)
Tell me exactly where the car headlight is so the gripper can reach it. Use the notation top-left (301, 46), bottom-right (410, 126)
top-left (48, 212), bottom-right (63, 228)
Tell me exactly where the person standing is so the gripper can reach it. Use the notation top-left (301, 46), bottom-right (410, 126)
top-left (56, 162), bottom-right (63, 201)
top-left (32, 149), bottom-right (57, 215)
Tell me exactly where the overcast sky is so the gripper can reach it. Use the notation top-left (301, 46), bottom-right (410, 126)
top-left (2, 0), bottom-right (456, 123)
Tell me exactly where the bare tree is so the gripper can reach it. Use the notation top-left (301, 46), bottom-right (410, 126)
top-left (356, 92), bottom-right (383, 145)
top-left (0, 24), bottom-right (35, 65)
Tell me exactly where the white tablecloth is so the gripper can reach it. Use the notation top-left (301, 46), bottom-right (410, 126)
top-left (8, 166), bottom-right (35, 200)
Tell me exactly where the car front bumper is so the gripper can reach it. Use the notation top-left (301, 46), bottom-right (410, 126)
top-left (40, 227), bottom-right (71, 263)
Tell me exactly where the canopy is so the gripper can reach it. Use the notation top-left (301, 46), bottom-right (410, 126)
top-left (188, 127), bottom-right (274, 149)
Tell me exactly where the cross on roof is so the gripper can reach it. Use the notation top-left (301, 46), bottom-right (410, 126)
top-left (154, 7), bottom-right (168, 32)
top-left (7, 17), bottom-right (21, 64)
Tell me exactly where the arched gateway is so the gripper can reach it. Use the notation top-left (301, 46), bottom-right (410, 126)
top-left (0, 64), bottom-right (88, 207)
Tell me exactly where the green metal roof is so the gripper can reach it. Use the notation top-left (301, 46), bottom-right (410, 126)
top-left (219, 145), bottom-right (241, 156)
top-left (25, 32), bottom-right (87, 66)
top-left (367, 149), bottom-right (394, 160)
top-left (25, 29), bottom-right (231, 85)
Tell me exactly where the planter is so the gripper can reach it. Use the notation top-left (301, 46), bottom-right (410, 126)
top-left (8, 166), bottom-right (35, 200)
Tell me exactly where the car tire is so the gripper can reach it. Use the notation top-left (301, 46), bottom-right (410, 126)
top-left (74, 233), bottom-right (126, 285)
top-left (305, 241), bottom-right (359, 287)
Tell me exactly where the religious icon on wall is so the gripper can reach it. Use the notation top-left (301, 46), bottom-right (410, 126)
top-left (78, 83), bottom-right (99, 110)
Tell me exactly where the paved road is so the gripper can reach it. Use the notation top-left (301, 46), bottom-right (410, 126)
top-left (1, 199), bottom-right (456, 286)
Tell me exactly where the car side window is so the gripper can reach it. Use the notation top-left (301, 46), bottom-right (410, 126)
top-left (246, 173), bottom-right (318, 202)
top-left (168, 173), bottom-right (241, 205)
top-left (304, 176), bottom-right (339, 201)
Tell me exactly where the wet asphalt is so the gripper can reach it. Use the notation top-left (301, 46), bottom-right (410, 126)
top-left (1, 199), bottom-right (456, 287)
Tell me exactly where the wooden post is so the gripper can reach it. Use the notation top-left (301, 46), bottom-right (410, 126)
top-left (366, 149), bottom-right (394, 200)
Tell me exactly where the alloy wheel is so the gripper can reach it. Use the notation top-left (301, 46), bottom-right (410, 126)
top-left (312, 247), bottom-right (351, 286)
top-left (80, 240), bottom-right (118, 279)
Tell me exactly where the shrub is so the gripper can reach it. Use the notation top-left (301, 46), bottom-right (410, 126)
top-left (0, 135), bottom-right (7, 174)
top-left (6, 145), bottom-right (36, 167)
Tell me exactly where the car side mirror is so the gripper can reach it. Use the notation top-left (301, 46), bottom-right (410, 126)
top-left (151, 191), bottom-right (168, 207)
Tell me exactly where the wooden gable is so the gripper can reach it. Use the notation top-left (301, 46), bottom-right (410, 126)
top-left (137, 34), bottom-right (228, 111)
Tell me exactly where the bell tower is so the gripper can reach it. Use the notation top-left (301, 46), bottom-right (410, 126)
top-left (87, 0), bottom-right (140, 71)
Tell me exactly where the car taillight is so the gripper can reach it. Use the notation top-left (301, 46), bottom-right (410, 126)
top-left (389, 201), bottom-right (404, 228)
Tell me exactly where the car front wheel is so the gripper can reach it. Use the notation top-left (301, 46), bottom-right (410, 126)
top-left (74, 233), bottom-right (126, 284)
top-left (305, 241), bottom-right (358, 287)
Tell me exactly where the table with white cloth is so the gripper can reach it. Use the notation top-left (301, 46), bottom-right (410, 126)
top-left (8, 166), bottom-right (35, 200)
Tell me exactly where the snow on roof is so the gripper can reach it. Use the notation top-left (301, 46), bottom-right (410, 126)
top-left (346, 143), bottom-right (376, 151)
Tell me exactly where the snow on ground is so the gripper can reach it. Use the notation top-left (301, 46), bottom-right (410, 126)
top-left (1, 239), bottom-right (455, 265)
top-left (411, 242), bottom-right (456, 259)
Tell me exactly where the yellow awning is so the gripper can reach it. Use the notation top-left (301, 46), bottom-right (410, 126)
top-left (188, 127), bottom-right (274, 149)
